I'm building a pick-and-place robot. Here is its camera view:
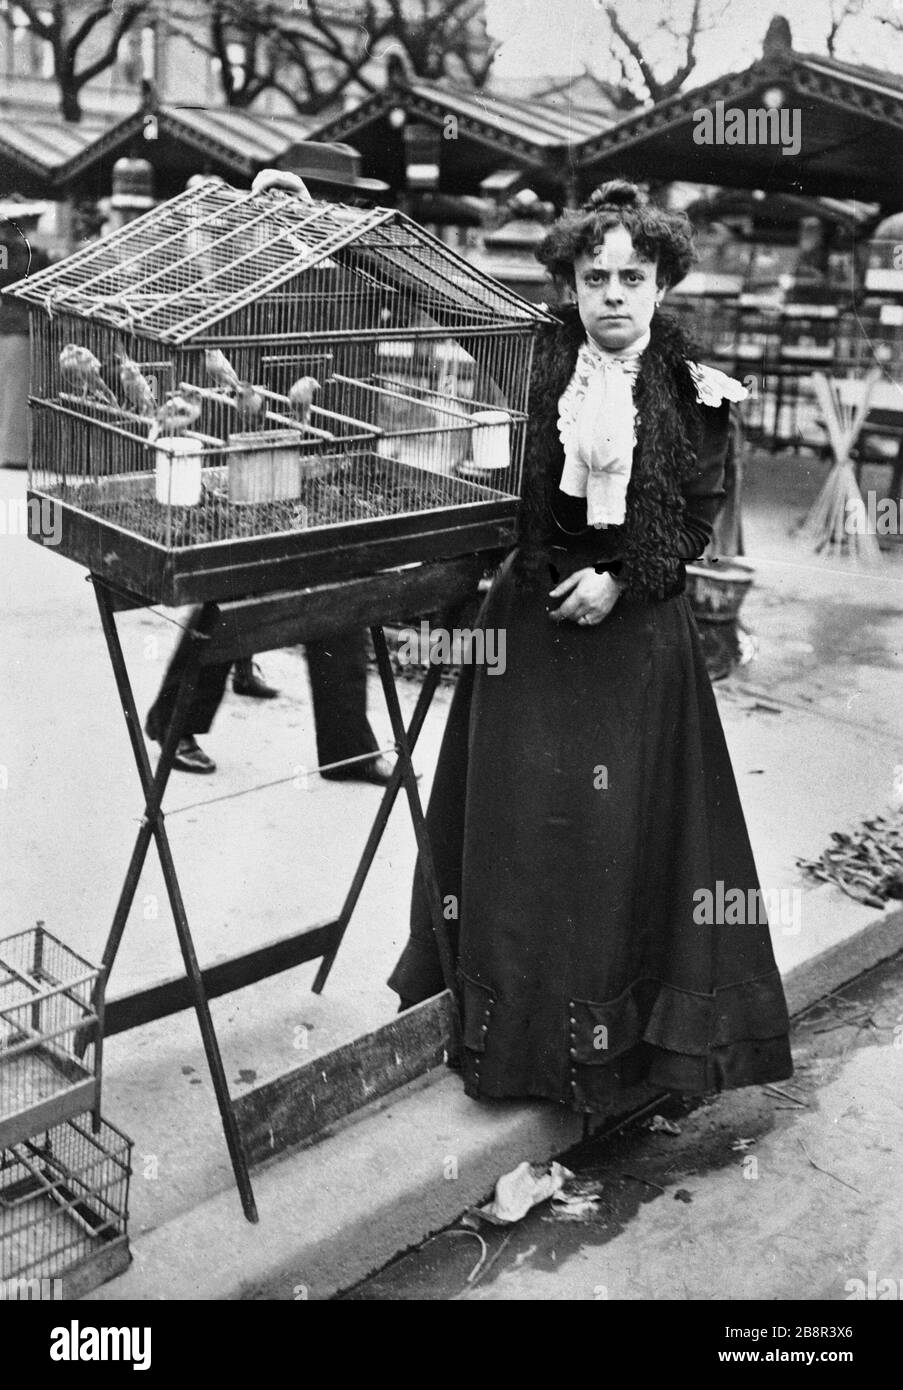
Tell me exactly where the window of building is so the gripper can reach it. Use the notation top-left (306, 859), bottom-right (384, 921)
top-left (141, 24), bottom-right (156, 82)
top-left (6, 3), bottom-right (50, 78)
top-left (210, 40), bottom-right (247, 92)
top-left (35, 7), bottom-right (54, 78)
top-left (4, 5), bottom-right (55, 79)
top-left (114, 21), bottom-right (156, 88)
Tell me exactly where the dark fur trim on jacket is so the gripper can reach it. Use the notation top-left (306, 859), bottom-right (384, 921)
top-left (515, 307), bottom-right (707, 601)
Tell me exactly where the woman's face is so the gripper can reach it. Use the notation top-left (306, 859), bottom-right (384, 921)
top-left (573, 225), bottom-right (661, 352)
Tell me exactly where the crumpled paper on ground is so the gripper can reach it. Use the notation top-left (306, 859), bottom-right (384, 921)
top-left (646, 1114), bottom-right (681, 1136)
top-left (475, 1160), bottom-right (574, 1225)
top-left (550, 1181), bottom-right (604, 1221)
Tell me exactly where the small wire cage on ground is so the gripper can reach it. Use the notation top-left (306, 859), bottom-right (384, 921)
top-left (0, 926), bottom-right (103, 1150)
top-left (0, 1114), bottom-right (132, 1296)
top-left (6, 180), bottom-right (551, 605)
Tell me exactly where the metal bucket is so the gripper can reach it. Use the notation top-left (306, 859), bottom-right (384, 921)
top-left (685, 559), bottom-right (754, 623)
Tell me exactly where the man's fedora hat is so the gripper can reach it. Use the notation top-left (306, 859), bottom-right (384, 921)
top-left (274, 141), bottom-right (389, 196)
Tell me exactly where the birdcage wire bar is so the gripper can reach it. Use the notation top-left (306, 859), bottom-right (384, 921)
top-left (0, 927), bottom-right (103, 1151)
top-left (0, 1114), bottom-right (131, 1288)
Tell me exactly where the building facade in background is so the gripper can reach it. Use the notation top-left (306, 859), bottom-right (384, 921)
top-left (0, 1), bottom-right (493, 125)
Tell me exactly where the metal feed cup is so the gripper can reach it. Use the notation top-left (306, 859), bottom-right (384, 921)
top-left (470, 410), bottom-right (511, 471)
top-left (155, 437), bottom-right (202, 506)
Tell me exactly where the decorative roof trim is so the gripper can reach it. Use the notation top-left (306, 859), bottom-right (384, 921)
top-left (792, 61), bottom-right (903, 129)
top-left (55, 108), bottom-right (258, 186)
top-left (578, 71), bottom-right (767, 166)
top-left (54, 109), bottom-right (148, 185)
top-left (402, 89), bottom-right (548, 165)
top-left (0, 138), bottom-right (52, 182)
top-left (53, 108), bottom-right (316, 188)
top-left (0, 122), bottom-right (102, 181)
top-left (312, 81), bottom-right (602, 165)
top-left (308, 90), bottom-right (396, 143)
top-left (577, 52), bottom-right (903, 169)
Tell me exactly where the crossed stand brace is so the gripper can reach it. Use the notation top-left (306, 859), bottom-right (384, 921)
top-left (86, 556), bottom-right (485, 1222)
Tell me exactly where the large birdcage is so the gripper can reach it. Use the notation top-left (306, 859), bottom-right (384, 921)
top-left (6, 180), bottom-right (550, 605)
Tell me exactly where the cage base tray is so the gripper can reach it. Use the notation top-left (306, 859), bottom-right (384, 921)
top-left (27, 462), bottom-right (514, 605)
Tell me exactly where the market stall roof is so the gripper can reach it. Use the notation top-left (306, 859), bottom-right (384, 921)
top-left (576, 15), bottom-right (903, 208)
top-left (402, 81), bottom-right (605, 152)
top-left (0, 119), bottom-right (106, 198)
top-left (310, 79), bottom-right (612, 197)
top-left (52, 106), bottom-right (316, 198)
top-left (687, 188), bottom-right (881, 235)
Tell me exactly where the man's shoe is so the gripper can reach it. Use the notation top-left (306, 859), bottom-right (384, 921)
top-left (321, 754), bottom-right (419, 786)
top-left (232, 660), bottom-right (279, 699)
top-left (353, 754), bottom-right (396, 786)
top-left (172, 736), bottom-right (216, 774)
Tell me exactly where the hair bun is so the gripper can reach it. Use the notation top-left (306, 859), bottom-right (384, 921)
top-left (583, 179), bottom-right (646, 212)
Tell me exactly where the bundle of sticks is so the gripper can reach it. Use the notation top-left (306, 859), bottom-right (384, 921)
top-left (800, 368), bottom-right (882, 566)
top-left (797, 814), bottom-right (903, 908)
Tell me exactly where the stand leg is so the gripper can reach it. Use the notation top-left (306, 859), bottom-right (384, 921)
top-left (93, 592), bottom-right (216, 978)
top-left (369, 625), bottom-right (458, 1001)
top-left (891, 437), bottom-right (903, 502)
top-left (152, 814), bottom-right (259, 1222)
top-left (312, 657), bottom-right (443, 994)
top-left (313, 600), bottom-right (471, 997)
top-left (92, 584), bottom-right (259, 1223)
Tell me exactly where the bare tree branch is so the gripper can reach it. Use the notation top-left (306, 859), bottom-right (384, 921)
top-left (171, 0), bottom-right (495, 113)
top-left (3, 0), bottom-right (151, 120)
top-left (825, 0), bottom-right (865, 57)
top-left (568, 65), bottom-right (642, 113)
top-left (604, 4), bottom-right (663, 101)
top-left (5, 0), bottom-right (494, 121)
top-left (601, 0), bottom-right (706, 104)
top-left (70, 4), bottom-right (148, 91)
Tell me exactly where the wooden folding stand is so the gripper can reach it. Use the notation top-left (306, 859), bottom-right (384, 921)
top-left (87, 554), bottom-right (487, 1223)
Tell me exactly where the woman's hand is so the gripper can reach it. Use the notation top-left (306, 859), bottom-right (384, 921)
top-left (548, 568), bottom-right (623, 627)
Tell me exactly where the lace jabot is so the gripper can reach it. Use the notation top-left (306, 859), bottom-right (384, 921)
top-left (556, 329), bottom-right (748, 530)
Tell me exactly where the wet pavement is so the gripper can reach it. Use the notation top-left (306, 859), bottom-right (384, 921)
top-left (733, 448), bottom-right (903, 743)
top-left (341, 948), bottom-right (903, 1301)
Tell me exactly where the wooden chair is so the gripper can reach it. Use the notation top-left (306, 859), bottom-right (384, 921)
top-left (772, 304), bottom-right (839, 451)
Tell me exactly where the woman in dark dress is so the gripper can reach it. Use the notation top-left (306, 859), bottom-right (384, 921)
top-left (389, 181), bottom-right (793, 1112)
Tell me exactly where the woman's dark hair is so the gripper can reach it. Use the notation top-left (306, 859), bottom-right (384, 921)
top-left (536, 179), bottom-right (696, 290)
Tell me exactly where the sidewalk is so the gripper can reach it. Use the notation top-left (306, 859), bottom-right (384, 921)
top-left (2, 446), bottom-right (903, 1298)
top-left (347, 950), bottom-right (903, 1302)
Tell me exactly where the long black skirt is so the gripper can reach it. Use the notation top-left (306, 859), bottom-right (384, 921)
top-left (388, 554), bottom-right (793, 1111)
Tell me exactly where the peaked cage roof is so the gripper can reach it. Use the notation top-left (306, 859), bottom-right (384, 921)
top-left (5, 180), bottom-right (550, 343)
